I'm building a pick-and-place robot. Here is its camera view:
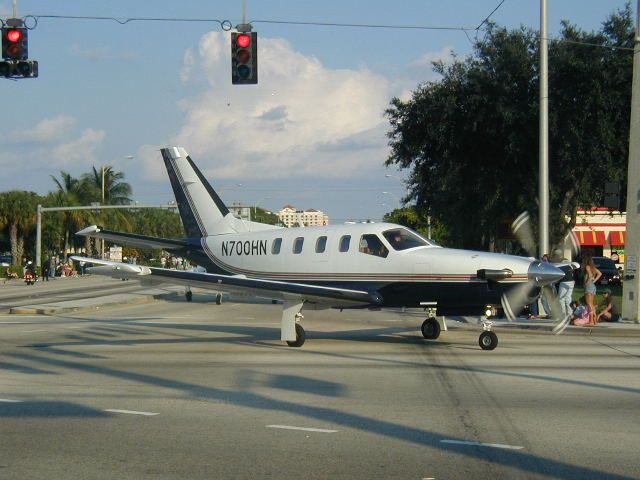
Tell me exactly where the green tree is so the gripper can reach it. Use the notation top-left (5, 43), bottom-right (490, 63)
top-left (385, 6), bottom-right (633, 251)
top-left (253, 207), bottom-right (280, 225)
top-left (0, 191), bottom-right (39, 265)
top-left (382, 206), bottom-right (449, 242)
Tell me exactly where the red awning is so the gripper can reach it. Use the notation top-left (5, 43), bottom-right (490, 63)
top-left (609, 230), bottom-right (626, 246)
top-left (576, 230), bottom-right (606, 246)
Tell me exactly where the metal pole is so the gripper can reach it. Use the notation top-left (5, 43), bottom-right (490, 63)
top-left (101, 166), bottom-right (105, 259)
top-left (35, 204), bottom-right (41, 270)
top-left (622, 0), bottom-right (640, 323)
top-left (539, 0), bottom-right (550, 257)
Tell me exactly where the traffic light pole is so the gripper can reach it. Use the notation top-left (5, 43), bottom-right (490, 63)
top-left (622, 0), bottom-right (640, 323)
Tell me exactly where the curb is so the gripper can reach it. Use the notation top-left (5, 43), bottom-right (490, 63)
top-left (9, 291), bottom-right (178, 315)
top-left (448, 321), bottom-right (640, 337)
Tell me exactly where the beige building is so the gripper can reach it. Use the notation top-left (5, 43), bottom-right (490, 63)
top-left (277, 204), bottom-right (329, 227)
top-left (571, 208), bottom-right (626, 264)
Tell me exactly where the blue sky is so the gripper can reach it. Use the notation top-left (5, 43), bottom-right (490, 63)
top-left (0, 0), bottom-right (632, 223)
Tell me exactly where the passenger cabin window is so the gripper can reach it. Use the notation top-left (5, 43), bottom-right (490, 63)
top-left (272, 238), bottom-right (282, 254)
top-left (339, 235), bottom-right (351, 252)
top-left (382, 228), bottom-right (428, 251)
top-left (293, 237), bottom-right (304, 254)
top-left (359, 234), bottom-right (389, 258)
top-left (316, 236), bottom-right (327, 253)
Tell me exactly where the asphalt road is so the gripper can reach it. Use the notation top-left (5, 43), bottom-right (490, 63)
top-left (1, 289), bottom-right (639, 479)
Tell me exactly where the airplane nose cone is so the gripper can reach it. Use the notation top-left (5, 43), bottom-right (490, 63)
top-left (528, 261), bottom-right (564, 286)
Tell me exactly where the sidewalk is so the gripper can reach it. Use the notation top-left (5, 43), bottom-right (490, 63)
top-left (9, 286), bottom-right (184, 315)
top-left (447, 315), bottom-right (640, 337)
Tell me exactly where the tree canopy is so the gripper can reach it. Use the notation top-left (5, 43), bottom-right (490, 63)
top-left (385, 5), bottom-right (633, 251)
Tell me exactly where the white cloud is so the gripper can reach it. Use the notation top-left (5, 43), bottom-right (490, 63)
top-left (169, 32), bottom-right (391, 180)
top-left (2, 115), bottom-right (76, 144)
top-left (51, 128), bottom-right (106, 167)
top-left (412, 46), bottom-right (454, 67)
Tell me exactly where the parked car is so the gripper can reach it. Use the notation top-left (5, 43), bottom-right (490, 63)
top-left (593, 256), bottom-right (621, 285)
top-left (575, 256), bottom-right (622, 285)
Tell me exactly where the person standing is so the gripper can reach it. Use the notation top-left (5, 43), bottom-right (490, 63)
top-left (582, 255), bottom-right (602, 325)
top-left (557, 260), bottom-right (579, 317)
top-left (42, 256), bottom-right (51, 282)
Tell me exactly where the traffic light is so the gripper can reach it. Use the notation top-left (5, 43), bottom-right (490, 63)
top-left (1, 24), bottom-right (38, 78)
top-left (2, 26), bottom-right (28, 60)
top-left (231, 31), bottom-right (257, 85)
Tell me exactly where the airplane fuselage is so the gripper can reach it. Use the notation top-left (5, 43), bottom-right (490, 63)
top-left (187, 222), bottom-right (534, 314)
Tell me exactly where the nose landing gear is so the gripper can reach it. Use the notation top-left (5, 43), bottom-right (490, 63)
top-left (479, 319), bottom-right (498, 350)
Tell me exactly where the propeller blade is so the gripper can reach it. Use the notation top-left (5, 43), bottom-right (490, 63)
top-left (541, 285), bottom-right (572, 334)
top-left (501, 281), bottom-right (536, 321)
top-left (512, 212), bottom-right (536, 257)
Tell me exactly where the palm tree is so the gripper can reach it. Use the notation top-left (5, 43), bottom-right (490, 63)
top-left (0, 191), bottom-right (39, 266)
top-left (83, 165), bottom-right (132, 205)
top-left (50, 171), bottom-right (88, 260)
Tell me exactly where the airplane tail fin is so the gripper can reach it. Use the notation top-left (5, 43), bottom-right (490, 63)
top-left (161, 147), bottom-right (278, 237)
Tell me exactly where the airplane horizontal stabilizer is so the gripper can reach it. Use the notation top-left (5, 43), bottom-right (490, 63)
top-left (75, 225), bottom-right (194, 251)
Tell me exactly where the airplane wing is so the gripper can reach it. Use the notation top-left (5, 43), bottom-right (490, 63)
top-left (76, 225), bottom-right (193, 251)
top-left (70, 256), bottom-right (382, 308)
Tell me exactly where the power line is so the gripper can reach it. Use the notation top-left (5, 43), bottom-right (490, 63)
top-left (249, 19), bottom-right (476, 32)
top-left (476, 0), bottom-right (507, 30)
top-left (4, 13), bottom-right (633, 52)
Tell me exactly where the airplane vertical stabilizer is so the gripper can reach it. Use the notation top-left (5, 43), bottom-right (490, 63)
top-left (161, 147), bottom-right (240, 237)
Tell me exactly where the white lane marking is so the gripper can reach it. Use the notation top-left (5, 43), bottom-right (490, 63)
top-left (0, 398), bottom-right (23, 403)
top-left (22, 329), bottom-right (46, 333)
top-left (266, 425), bottom-right (337, 433)
top-left (440, 439), bottom-right (523, 450)
top-left (0, 321), bottom-right (40, 324)
top-left (104, 409), bottom-right (159, 416)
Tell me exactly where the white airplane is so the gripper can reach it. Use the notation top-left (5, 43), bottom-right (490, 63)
top-left (72, 146), bottom-right (564, 350)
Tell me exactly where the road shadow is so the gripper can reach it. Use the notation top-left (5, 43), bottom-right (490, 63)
top-left (7, 350), bottom-right (636, 480)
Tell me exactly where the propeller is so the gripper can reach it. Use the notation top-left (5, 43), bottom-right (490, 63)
top-left (501, 212), bottom-right (578, 333)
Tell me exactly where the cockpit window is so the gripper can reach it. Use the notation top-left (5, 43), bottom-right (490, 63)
top-left (359, 234), bottom-right (389, 258)
top-left (382, 228), bottom-right (428, 251)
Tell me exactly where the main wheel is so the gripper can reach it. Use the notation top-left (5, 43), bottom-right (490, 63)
top-left (185, 291), bottom-right (193, 302)
top-left (215, 293), bottom-right (223, 305)
top-left (421, 317), bottom-right (441, 340)
top-left (479, 331), bottom-right (498, 350)
top-left (286, 323), bottom-right (306, 347)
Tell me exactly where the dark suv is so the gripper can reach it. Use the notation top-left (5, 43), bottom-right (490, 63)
top-left (593, 256), bottom-right (621, 285)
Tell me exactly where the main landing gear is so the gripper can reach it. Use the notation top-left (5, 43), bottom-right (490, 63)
top-left (286, 321), bottom-right (306, 348)
top-left (282, 300), bottom-right (306, 347)
top-left (420, 315), bottom-right (499, 350)
top-left (421, 317), bottom-right (441, 340)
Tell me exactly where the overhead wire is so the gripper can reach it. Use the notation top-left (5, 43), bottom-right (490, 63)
top-left (9, 12), bottom-right (630, 52)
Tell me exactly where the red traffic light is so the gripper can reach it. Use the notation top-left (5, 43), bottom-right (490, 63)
top-left (237, 33), bottom-right (251, 48)
top-left (7, 29), bottom-right (22, 43)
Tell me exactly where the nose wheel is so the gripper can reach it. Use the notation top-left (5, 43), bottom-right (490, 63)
top-left (479, 330), bottom-right (498, 350)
